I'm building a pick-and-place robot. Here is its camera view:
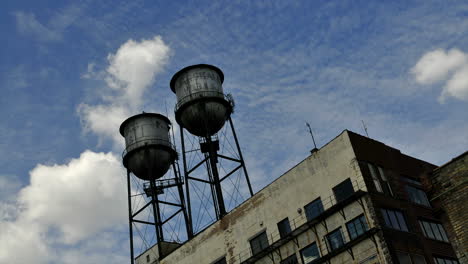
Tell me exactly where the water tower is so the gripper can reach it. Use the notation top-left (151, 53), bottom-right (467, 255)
top-left (171, 64), bottom-right (254, 230)
top-left (120, 113), bottom-right (191, 263)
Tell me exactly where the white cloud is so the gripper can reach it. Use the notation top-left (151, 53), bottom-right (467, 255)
top-left (440, 65), bottom-right (468, 102)
top-left (0, 151), bottom-right (128, 263)
top-left (105, 36), bottom-right (171, 106)
top-left (411, 48), bottom-right (468, 102)
top-left (14, 11), bottom-right (61, 42)
top-left (78, 104), bottom-right (130, 147)
top-left (78, 36), bottom-right (171, 145)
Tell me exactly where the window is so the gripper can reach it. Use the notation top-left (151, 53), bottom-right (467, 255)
top-left (326, 228), bottom-right (345, 251)
top-left (333, 178), bottom-right (354, 203)
top-left (367, 163), bottom-right (393, 196)
top-left (278, 218), bottom-right (292, 238)
top-left (405, 185), bottom-right (431, 207)
top-left (301, 242), bottom-right (320, 264)
top-left (213, 257), bottom-right (227, 264)
top-left (402, 176), bottom-right (422, 186)
top-left (419, 220), bottom-right (449, 242)
top-left (396, 252), bottom-right (427, 264)
top-left (368, 163), bottom-right (383, 192)
top-left (434, 256), bottom-right (459, 264)
top-left (346, 214), bottom-right (369, 240)
top-left (146, 255), bottom-right (150, 263)
top-left (280, 254), bottom-right (298, 264)
top-left (305, 198), bottom-right (324, 221)
top-left (381, 209), bottom-right (408, 231)
top-left (249, 231), bottom-right (269, 255)
top-left (378, 166), bottom-right (394, 196)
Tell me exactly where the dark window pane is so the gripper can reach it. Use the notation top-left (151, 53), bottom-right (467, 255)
top-left (437, 224), bottom-right (449, 242)
top-left (402, 176), bottom-right (423, 186)
top-left (368, 163), bottom-right (383, 192)
top-left (395, 211), bottom-right (408, 231)
top-left (397, 252), bottom-right (412, 264)
top-left (301, 243), bottom-right (319, 264)
top-left (250, 231), bottom-right (269, 255)
top-left (305, 198), bottom-right (324, 221)
top-left (278, 218), bottom-right (292, 238)
top-left (346, 215), bottom-right (368, 240)
top-left (381, 209), bottom-right (408, 232)
top-left (405, 186), bottom-right (431, 207)
top-left (411, 254), bottom-right (427, 264)
top-left (326, 228), bottom-right (345, 251)
top-left (381, 209), bottom-right (391, 227)
top-left (280, 254), bottom-right (298, 264)
top-left (422, 221), bottom-right (434, 239)
top-left (388, 210), bottom-right (400, 229)
top-left (378, 166), bottom-right (394, 196)
top-left (431, 222), bottom-right (443, 241)
top-left (420, 220), bottom-right (449, 242)
top-left (434, 257), bottom-right (459, 264)
top-left (213, 257), bottom-right (227, 264)
top-left (333, 178), bottom-right (355, 203)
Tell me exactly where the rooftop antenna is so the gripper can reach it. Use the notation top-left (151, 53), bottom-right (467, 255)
top-left (361, 120), bottom-right (369, 137)
top-left (306, 122), bottom-right (318, 153)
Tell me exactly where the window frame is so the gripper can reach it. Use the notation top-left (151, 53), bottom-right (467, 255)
top-left (405, 185), bottom-right (431, 207)
top-left (212, 256), bottom-right (227, 264)
top-left (304, 197), bottom-right (324, 221)
top-left (249, 230), bottom-right (269, 255)
top-left (332, 178), bottom-right (355, 203)
top-left (368, 163), bottom-right (383, 193)
top-left (402, 176), bottom-right (423, 186)
top-left (325, 227), bottom-right (345, 252)
top-left (300, 242), bottom-right (320, 264)
top-left (277, 217), bottom-right (292, 238)
top-left (396, 251), bottom-right (427, 264)
top-left (433, 256), bottom-right (460, 264)
top-left (380, 208), bottom-right (409, 232)
top-left (280, 253), bottom-right (299, 264)
top-left (346, 214), bottom-right (369, 240)
top-left (418, 219), bottom-right (449, 243)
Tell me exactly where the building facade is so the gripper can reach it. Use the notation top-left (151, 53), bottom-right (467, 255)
top-left (136, 130), bottom-right (461, 264)
top-left (428, 152), bottom-right (468, 264)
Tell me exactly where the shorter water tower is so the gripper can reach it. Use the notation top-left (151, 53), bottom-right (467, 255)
top-left (170, 64), bottom-right (253, 229)
top-left (120, 113), bottom-right (191, 264)
top-left (120, 113), bottom-right (176, 180)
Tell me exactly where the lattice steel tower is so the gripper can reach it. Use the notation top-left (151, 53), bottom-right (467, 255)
top-left (120, 113), bottom-right (191, 264)
top-left (170, 64), bottom-right (254, 233)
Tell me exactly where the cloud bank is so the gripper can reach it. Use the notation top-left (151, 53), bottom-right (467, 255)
top-left (411, 48), bottom-right (468, 102)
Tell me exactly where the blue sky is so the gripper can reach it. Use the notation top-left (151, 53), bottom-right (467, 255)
top-left (1, 0), bottom-right (467, 263)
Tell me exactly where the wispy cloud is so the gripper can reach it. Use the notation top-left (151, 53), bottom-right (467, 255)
top-left (14, 12), bottom-right (62, 42)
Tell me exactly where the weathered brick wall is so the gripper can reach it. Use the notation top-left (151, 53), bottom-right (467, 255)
top-left (430, 152), bottom-right (468, 264)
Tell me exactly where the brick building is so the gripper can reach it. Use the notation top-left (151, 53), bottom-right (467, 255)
top-left (428, 152), bottom-right (468, 264)
top-left (135, 130), bottom-right (462, 264)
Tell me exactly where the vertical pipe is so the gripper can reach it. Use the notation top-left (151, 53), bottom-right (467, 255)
top-left (173, 162), bottom-right (193, 238)
top-left (229, 117), bottom-right (254, 196)
top-left (126, 170), bottom-right (135, 264)
top-left (204, 151), bottom-right (221, 220)
top-left (206, 136), bottom-right (226, 218)
top-left (180, 126), bottom-right (193, 235)
top-left (150, 179), bottom-right (164, 259)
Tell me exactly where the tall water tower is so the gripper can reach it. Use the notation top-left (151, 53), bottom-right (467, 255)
top-left (120, 113), bottom-right (191, 263)
top-left (171, 64), bottom-right (254, 230)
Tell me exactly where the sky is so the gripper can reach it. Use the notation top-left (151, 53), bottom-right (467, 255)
top-left (1, 0), bottom-right (468, 263)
